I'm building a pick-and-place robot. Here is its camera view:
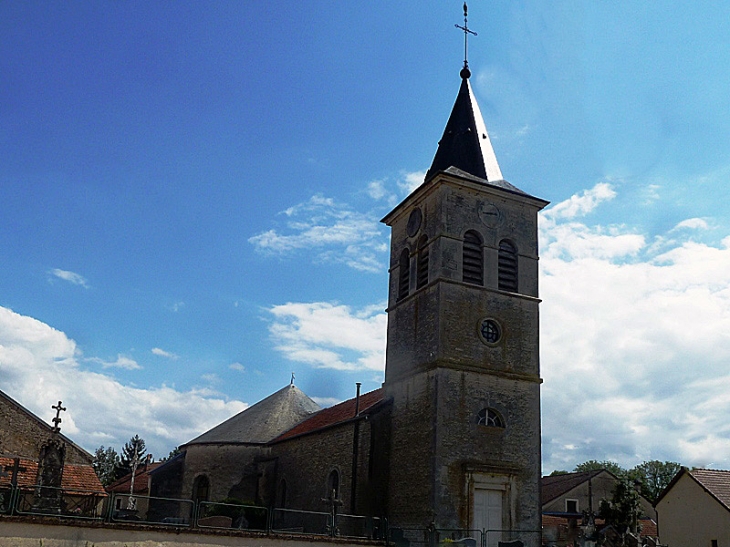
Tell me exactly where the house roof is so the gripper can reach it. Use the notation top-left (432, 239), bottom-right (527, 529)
top-left (0, 456), bottom-right (104, 494)
top-left (689, 469), bottom-right (730, 510)
top-left (658, 468), bottom-right (730, 511)
top-left (541, 470), bottom-right (606, 505)
top-left (425, 69), bottom-right (504, 185)
top-left (273, 388), bottom-right (385, 443)
top-left (106, 462), bottom-right (164, 494)
top-left (0, 388), bottom-right (92, 463)
top-left (184, 384), bottom-right (320, 446)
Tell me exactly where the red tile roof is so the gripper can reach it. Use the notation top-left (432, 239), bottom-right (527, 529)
top-left (274, 388), bottom-right (385, 442)
top-left (0, 456), bottom-right (104, 494)
top-left (106, 462), bottom-right (164, 494)
top-left (689, 468), bottom-right (730, 511)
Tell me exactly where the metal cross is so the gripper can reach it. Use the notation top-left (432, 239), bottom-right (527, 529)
top-left (4, 457), bottom-right (27, 487)
top-left (290, 372), bottom-right (295, 385)
top-left (455, 2), bottom-right (477, 70)
top-left (51, 401), bottom-right (66, 432)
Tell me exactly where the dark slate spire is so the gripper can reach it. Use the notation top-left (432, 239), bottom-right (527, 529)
top-left (425, 69), bottom-right (503, 184)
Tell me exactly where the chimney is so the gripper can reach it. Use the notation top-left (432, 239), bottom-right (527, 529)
top-left (354, 383), bottom-right (362, 416)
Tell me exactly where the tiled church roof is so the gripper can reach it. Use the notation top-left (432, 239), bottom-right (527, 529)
top-left (184, 384), bottom-right (320, 446)
top-left (0, 456), bottom-right (105, 493)
top-left (541, 470), bottom-right (605, 505)
top-left (273, 388), bottom-right (384, 442)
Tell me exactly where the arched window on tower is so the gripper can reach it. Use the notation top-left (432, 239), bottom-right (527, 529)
top-left (476, 408), bottom-right (506, 429)
top-left (416, 235), bottom-right (429, 289)
top-left (463, 230), bottom-right (483, 285)
top-left (498, 239), bottom-right (518, 292)
top-left (326, 469), bottom-right (340, 501)
top-left (398, 248), bottom-right (410, 301)
top-left (192, 475), bottom-right (210, 504)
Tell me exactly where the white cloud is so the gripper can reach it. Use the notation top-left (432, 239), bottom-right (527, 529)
top-left (398, 170), bottom-right (426, 195)
top-left (0, 306), bottom-right (247, 458)
top-left (671, 217), bottom-right (709, 231)
top-left (249, 194), bottom-right (387, 273)
top-left (87, 354), bottom-right (142, 370)
top-left (48, 268), bottom-right (89, 288)
top-left (267, 302), bottom-right (386, 372)
top-left (151, 347), bottom-right (178, 360)
top-left (312, 396), bottom-right (341, 408)
top-left (543, 182), bottom-right (617, 221)
top-left (540, 186), bottom-right (730, 472)
top-left (229, 362), bottom-right (245, 372)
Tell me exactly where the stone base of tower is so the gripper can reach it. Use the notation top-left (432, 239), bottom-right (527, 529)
top-left (384, 367), bottom-right (541, 539)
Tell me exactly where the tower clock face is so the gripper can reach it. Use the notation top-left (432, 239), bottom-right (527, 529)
top-left (406, 207), bottom-right (422, 237)
top-left (479, 203), bottom-right (501, 228)
top-left (478, 318), bottom-right (501, 345)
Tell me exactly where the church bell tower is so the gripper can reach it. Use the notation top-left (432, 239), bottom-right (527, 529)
top-left (381, 49), bottom-right (548, 541)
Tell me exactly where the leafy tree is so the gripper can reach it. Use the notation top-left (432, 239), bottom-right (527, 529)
top-left (629, 460), bottom-right (681, 504)
top-left (549, 469), bottom-right (569, 476)
top-left (573, 460), bottom-right (627, 478)
top-left (117, 435), bottom-right (148, 479)
top-left (599, 478), bottom-right (641, 535)
top-left (161, 446), bottom-right (181, 461)
top-left (93, 445), bottom-right (121, 487)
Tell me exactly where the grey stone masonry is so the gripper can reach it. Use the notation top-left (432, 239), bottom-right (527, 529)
top-left (382, 168), bottom-right (547, 535)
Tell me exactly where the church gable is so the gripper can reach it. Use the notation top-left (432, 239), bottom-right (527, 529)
top-left (0, 389), bottom-right (92, 465)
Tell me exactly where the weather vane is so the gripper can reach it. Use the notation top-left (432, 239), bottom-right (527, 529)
top-left (455, 2), bottom-right (477, 76)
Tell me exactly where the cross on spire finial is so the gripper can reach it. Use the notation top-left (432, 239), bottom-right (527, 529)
top-left (51, 400), bottom-right (66, 433)
top-left (455, 2), bottom-right (477, 79)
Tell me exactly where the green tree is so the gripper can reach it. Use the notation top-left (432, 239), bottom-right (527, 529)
top-left (573, 460), bottom-right (627, 478)
top-left (92, 446), bottom-right (120, 487)
top-left (629, 460), bottom-right (681, 504)
top-left (549, 469), bottom-right (569, 476)
top-left (599, 478), bottom-right (641, 535)
top-left (117, 435), bottom-right (147, 479)
top-left (161, 446), bottom-right (181, 461)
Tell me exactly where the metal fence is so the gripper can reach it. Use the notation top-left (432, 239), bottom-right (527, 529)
top-left (0, 486), bottom-right (541, 546)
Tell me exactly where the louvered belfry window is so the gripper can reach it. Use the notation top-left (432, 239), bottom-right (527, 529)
top-left (398, 248), bottom-right (410, 301)
top-left (498, 239), bottom-right (518, 292)
top-left (416, 235), bottom-right (429, 289)
top-left (463, 230), bottom-right (483, 285)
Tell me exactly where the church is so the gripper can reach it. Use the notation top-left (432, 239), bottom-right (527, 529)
top-left (151, 54), bottom-right (547, 539)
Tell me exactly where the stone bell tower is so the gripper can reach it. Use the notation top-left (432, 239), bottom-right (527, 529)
top-left (381, 61), bottom-right (548, 543)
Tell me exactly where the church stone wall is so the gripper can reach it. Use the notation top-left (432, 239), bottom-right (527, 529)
top-left (0, 392), bottom-right (91, 465)
top-left (272, 421), bottom-right (359, 514)
top-left (385, 371), bottom-right (437, 528)
top-left (181, 444), bottom-right (269, 503)
top-left (434, 367), bottom-right (541, 531)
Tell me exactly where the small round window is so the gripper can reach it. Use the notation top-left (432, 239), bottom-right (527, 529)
top-left (478, 318), bottom-right (501, 345)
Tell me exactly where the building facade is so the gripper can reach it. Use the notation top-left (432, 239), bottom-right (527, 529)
top-left (152, 65), bottom-right (546, 542)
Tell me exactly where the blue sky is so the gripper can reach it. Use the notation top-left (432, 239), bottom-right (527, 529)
top-left (2, 1), bottom-right (730, 473)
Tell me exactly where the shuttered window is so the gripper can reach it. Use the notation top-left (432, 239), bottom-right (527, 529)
top-left (398, 248), bottom-right (410, 301)
top-left (463, 230), bottom-right (483, 285)
top-left (498, 240), bottom-right (518, 292)
top-left (416, 235), bottom-right (429, 289)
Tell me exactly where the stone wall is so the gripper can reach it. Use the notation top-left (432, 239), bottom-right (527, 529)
top-left (271, 409), bottom-right (389, 518)
top-left (0, 518), bottom-right (383, 547)
top-left (0, 390), bottom-right (92, 465)
top-left (180, 444), bottom-right (269, 503)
